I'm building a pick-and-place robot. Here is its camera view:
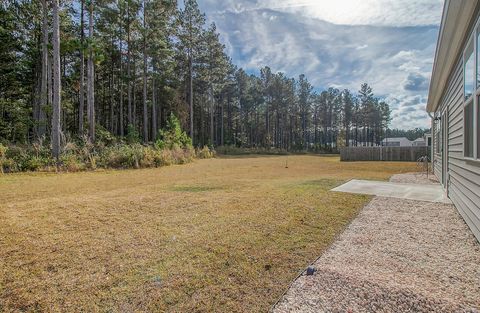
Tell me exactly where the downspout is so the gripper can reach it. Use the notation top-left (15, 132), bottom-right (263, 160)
top-left (428, 112), bottom-right (435, 177)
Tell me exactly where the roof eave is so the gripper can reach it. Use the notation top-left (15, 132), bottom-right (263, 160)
top-left (426, 0), bottom-right (477, 113)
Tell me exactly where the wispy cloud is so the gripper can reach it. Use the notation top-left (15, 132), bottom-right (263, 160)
top-left (197, 0), bottom-right (443, 129)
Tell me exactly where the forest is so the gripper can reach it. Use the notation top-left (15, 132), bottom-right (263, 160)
top-left (1, 0), bottom-right (398, 171)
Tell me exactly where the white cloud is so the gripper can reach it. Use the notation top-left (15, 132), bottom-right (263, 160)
top-left (263, 0), bottom-right (443, 27)
top-left (198, 0), bottom-right (442, 129)
top-left (386, 94), bottom-right (430, 129)
top-left (200, 0), bottom-right (444, 27)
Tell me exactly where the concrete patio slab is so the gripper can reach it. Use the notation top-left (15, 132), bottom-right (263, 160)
top-left (331, 179), bottom-right (450, 203)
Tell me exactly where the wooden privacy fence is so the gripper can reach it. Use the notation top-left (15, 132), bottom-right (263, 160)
top-left (340, 146), bottom-right (431, 161)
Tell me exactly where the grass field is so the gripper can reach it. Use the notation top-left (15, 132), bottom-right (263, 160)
top-left (0, 155), bottom-right (419, 312)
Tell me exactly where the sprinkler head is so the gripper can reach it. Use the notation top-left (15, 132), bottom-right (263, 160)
top-left (306, 266), bottom-right (316, 276)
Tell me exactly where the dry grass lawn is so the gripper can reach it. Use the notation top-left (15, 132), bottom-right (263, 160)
top-left (0, 155), bottom-right (419, 312)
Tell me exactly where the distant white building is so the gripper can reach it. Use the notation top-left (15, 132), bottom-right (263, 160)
top-left (381, 137), bottom-right (413, 147)
top-left (412, 137), bottom-right (427, 146)
top-left (348, 140), bottom-right (377, 147)
top-left (423, 133), bottom-right (432, 147)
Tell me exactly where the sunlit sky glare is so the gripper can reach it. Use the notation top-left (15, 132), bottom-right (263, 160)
top-left (194, 0), bottom-right (445, 129)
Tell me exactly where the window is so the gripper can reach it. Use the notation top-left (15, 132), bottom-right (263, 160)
top-left (478, 99), bottom-right (480, 156)
top-left (465, 40), bottom-right (474, 100)
top-left (386, 142), bottom-right (400, 147)
top-left (462, 26), bottom-right (480, 160)
top-left (465, 101), bottom-right (474, 158)
top-left (435, 117), bottom-right (441, 154)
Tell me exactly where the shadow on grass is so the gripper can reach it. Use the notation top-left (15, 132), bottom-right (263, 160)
top-left (295, 178), bottom-right (345, 190)
top-left (171, 185), bottom-right (223, 193)
top-left (216, 153), bottom-right (340, 159)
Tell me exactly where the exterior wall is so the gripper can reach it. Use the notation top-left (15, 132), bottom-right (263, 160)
top-left (434, 48), bottom-right (480, 241)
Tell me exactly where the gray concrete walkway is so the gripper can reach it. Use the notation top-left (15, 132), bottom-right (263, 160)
top-left (331, 179), bottom-right (450, 203)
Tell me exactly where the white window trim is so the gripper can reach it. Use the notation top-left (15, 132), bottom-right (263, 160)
top-left (435, 114), bottom-right (441, 155)
top-left (463, 22), bottom-right (479, 160)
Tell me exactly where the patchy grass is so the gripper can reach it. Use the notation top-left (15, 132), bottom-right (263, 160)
top-left (171, 185), bottom-right (223, 193)
top-left (0, 156), bottom-right (420, 312)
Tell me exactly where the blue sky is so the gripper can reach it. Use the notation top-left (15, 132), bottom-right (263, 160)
top-left (195, 0), bottom-right (444, 129)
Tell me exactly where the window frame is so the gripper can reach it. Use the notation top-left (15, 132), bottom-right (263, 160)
top-left (462, 23), bottom-right (479, 160)
top-left (435, 114), bottom-right (441, 154)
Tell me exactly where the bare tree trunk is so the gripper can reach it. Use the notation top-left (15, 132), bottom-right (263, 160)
top-left (119, 51), bottom-right (124, 136)
top-left (127, 1), bottom-right (132, 126)
top-left (110, 56), bottom-right (115, 133)
top-left (48, 55), bottom-right (53, 126)
top-left (39, 0), bottom-right (49, 138)
top-left (33, 58), bottom-right (41, 139)
top-left (87, 0), bottom-right (95, 141)
top-left (221, 99), bottom-right (224, 146)
top-left (142, 0), bottom-right (148, 142)
top-left (51, 0), bottom-right (61, 161)
top-left (189, 56), bottom-right (194, 144)
top-left (109, 34), bottom-right (115, 132)
top-left (119, 0), bottom-right (124, 136)
top-left (79, 0), bottom-right (85, 136)
top-left (151, 68), bottom-right (157, 141)
top-left (133, 56), bottom-right (136, 127)
top-left (210, 87), bottom-right (214, 146)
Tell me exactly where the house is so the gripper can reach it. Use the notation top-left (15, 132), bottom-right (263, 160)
top-left (412, 137), bottom-right (426, 147)
top-left (427, 0), bottom-right (480, 242)
top-left (380, 137), bottom-right (412, 147)
top-left (348, 140), bottom-right (377, 147)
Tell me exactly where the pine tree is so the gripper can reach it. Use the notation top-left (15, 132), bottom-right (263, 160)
top-left (51, 0), bottom-right (61, 160)
top-left (87, 0), bottom-right (95, 142)
top-left (342, 89), bottom-right (354, 146)
top-left (176, 0), bottom-right (206, 143)
top-left (79, 0), bottom-right (86, 136)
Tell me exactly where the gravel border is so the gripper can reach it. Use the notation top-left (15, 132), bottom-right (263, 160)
top-left (389, 172), bottom-right (439, 185)
top-left (273, 173), bottom-right (480, 313)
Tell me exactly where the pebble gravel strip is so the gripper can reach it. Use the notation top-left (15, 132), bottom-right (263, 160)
top-left (273, 173), bottom-right (480, 313)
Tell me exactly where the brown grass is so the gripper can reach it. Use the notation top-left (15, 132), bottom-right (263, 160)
top-left (0, 155), bottom-right (420, 312)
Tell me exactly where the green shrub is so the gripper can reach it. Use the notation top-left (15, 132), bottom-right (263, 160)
top-left (1, 143), bottom-right (54, 172)
top-left (0, 143), bottom-right (7, 173)
top-left (61, 154), bottom-right (85, 172)
top-left (216, 145), bottom-right (289, 156)
top-left (1, 158), bottom-right (16, 173)
top-left (78, 136), bottom-right (97, 169)
top-left (155, 113), bottom-right (192, 149)
top-left (99, 143), bottom-right (143, 169)
top-left (197, 146), bottom-right (215, 159)
top-left (24, 155), bottom-right (52, 172)
top-left (157, 149), bottom-right (174, 166)
top-left (140, 146), bottom-right (158, 168)
top-left (126, 124), bottom-right (140, 144)
top-left (1, 128), bottom-right (210, 173)
top-left (184, 145), bottom-right (196, 161)
top-left (95, 125), bottom-right (117, 146)
top-left (5, 145), bottom-right (26, 160)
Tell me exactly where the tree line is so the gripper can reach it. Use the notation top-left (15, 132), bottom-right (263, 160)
top-left (0, 0), bottom-right (393, 157)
